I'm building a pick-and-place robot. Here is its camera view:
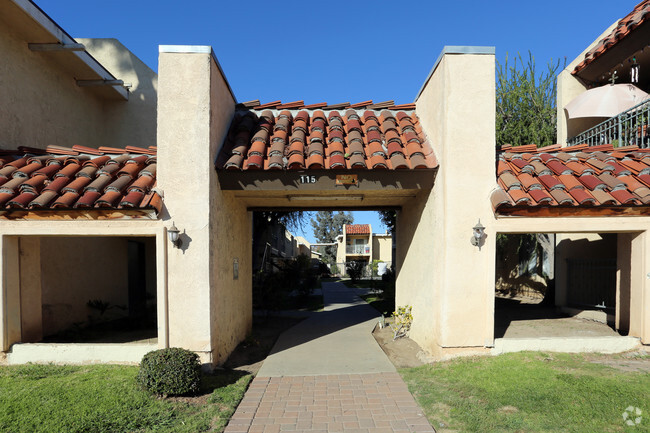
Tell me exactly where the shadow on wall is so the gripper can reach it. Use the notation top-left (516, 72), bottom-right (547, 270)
top-left (78, 38), bottom-right (158, 148)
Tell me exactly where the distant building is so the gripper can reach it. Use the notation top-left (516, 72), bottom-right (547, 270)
top-left (335, 224), bottom-right (392, 272)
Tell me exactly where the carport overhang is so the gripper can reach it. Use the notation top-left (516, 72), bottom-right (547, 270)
top-left (217, 168), bottom-right (438, 209)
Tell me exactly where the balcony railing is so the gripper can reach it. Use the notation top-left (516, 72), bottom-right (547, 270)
top-left (567, 101), bottom-right (650, 148)
top-left (567, 99), bottom-right (650, 148)
top-left (346, 244), bottom-right (370, 254)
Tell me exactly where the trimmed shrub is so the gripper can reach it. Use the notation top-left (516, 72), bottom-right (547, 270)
top-left (346, 260), bottom-right (366, 282)
top-left (137, 347), bottom-right (201, 396)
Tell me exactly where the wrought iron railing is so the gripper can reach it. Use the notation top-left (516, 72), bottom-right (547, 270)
top-left (567, 99), bottom-right (650, 148)
top-left (346, 244), bottom-right (370, 254)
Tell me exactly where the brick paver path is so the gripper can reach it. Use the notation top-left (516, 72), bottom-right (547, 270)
top-left (224, 373), bottom-right (435, 433)
top-left (225, 282), bottom-right (436, 432)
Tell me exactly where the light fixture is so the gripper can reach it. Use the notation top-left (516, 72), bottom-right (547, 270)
top-left (168, 222), bottom-right (181, 248)
top-left (288, 195), bottom-right (364, 201)
top-left (470, 219), bottom-right (485, 250)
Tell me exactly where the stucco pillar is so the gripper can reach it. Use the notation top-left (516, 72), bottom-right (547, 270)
top-left (1, 236), bottom-right (21, 351)
top-left (616, 233), bottom-right (633, 333)
top-left (157, 46), bottom-right (249, 365)
top-left (556, 69), bottom-right (588, 145)
top-left (19, 237), bottom-right (42, 343)
top-left (628, 231), bottom-right (649, 343)
top-left (404, 47), bottom-right (496, 358)
top-left (157, 47), bottom-right (221, 362)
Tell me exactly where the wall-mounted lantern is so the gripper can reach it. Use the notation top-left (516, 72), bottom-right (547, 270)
top-left (168, 222), bottom-right (182, 249)
top-left (470, 219), bottom-right (485, 250)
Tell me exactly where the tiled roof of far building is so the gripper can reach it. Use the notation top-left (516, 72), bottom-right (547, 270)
top-left (216, 100), bottom-right (437, 171)
top-left (573, 0), bottom-right (650, 74)
top-left (492, 143), bottom-right (650, 213)
top-left (346, 224), bottom-right (371, 235)
top-left (0, 145), bottom-right (161, 213)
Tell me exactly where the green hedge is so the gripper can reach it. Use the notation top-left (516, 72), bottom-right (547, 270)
top-left (137, 347), bottom-right (201, 396)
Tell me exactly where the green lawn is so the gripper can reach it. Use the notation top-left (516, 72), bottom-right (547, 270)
top-left (0, 363), bottom-right (251, 433)
top-left (400, 352), bottom-right (650, 433)
top-left (344, 279), bottom-right (395, 316)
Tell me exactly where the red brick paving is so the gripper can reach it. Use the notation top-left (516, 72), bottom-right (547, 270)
top-left (224, 372), bottom-right (435, 433)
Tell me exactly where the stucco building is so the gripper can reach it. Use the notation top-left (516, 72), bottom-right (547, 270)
top-left (334, 224), bottom-right (392, 273)
top-left (1, 0), bottom-right (648, 366)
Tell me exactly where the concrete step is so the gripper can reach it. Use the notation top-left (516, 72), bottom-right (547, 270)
top-left (492, 336), bottom-right (640, 355)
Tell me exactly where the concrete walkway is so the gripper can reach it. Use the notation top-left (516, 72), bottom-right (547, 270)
top-left (225, 281), bottom-right (435, 433)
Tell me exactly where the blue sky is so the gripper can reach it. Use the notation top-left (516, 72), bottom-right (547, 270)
top-left (37, 0), bottom-right (638, 241)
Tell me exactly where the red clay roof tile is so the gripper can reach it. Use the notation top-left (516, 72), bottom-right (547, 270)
top-left (573, 1), bottom-right (650, 75)
top-left (216, 107), bottom-right (437, 172)
top-left (494, 145), bottom-right (650, 212)
top-left (0, 149), bottom-right (160, 214)
top-left (346, 224), bottom-right (371, 235)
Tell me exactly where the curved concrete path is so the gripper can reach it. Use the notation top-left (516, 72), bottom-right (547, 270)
top-left (225, 282), bottom-right (435, 433)
top-left (257, 281), bottom-right (395, 377)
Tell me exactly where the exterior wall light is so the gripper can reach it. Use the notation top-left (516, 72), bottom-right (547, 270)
top-left (168, 222), bottom-right (182, 248)
top-left (470, 219), bottom-right (485, 250)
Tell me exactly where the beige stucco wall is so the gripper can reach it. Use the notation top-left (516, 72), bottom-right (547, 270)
top-left (556, 21), bottom-right (619, 145)
top-left (0, 22), bottom-right (156, 151)
top-left (0, 20), bottom-right (104, 150)
top-left (78, 38), bottom-right (158, 148)
top-left (19, 237), bottom-right (42, 343)
top-left (158, 46), bottom-right (250, 365)
top-left (372, 235), bottom-right (392, 263)
top-left (403, 50), bottom-right (497, 357)
top-left (336, 235), bottom-right (346, 264)
top-left (40, 237), bottom-right (129, 336)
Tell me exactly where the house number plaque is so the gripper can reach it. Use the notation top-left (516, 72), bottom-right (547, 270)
top-left (300, 175), bottom-right (316, 184)
top-left (336, 174), bottom-right (358, 185)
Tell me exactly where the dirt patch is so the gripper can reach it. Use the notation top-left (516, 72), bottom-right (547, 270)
top-left (372, 321), bottom-right (433, 368)
top-left (585, 349), bottom-right (650, 373)
top-left (498, 405), bottom-right (519, 414)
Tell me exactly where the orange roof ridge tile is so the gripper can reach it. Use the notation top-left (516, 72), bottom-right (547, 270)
top-left (276, 100), bottom-right (305, 109)
top-left (324, 102), bottom-right (351, 109)
top-left (389, 103), bottom-right (416, 110)
top-left (303, 102), bottom-right (328, 109)
top-left (535, 144), bottom-right (562, 152)
top-left (508, 144), bottom-right (538, 153)
top-left (350, 100), bottom-right (373, 108)
top-left (254, 100), bottom-right (282, 110)
top-left (238, 100), bottom-right (260, 108)
top-left (72, 145), bottom-right (103, 155)
top-left (18, 146), bottom-right (47, 155)
top-left (98, 146), bottom-right (129, 154)
top-left (125, 146), bottom-right (154, 154)
top-left (367, 100), bottom-right (395, 109)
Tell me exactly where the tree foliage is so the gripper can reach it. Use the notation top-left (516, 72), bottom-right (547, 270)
top-left (310, 211), bottom-right (353, 263)
top-left (496, 52), bottom-right (565, 148)
top-left (253, 211), bottom-right (306, 233)
top-left (377, 210), bottom-right (396, 234)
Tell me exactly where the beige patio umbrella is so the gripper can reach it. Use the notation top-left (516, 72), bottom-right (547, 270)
top-left (564, 83), bottom-right (650, 119)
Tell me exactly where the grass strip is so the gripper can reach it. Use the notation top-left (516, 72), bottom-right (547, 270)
top-left (0, 363), bottom-right (251, 433)
top-left (400, 351), bottom-right (650, 432)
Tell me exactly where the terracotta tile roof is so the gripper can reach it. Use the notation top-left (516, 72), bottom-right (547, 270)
top-left (492, 143), bottom-right (650, 213)
top-left (346, 224), bottom-right (370, 235)
top-left (573, 0), bottom-right (650, 75)
top-left (0, 146), bottom-right (161, 213)
top-left (216, 108), bottom-right (437, 171)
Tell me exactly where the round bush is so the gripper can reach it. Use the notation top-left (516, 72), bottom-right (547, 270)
top-left (137, 347), bottom-right (201, 396)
